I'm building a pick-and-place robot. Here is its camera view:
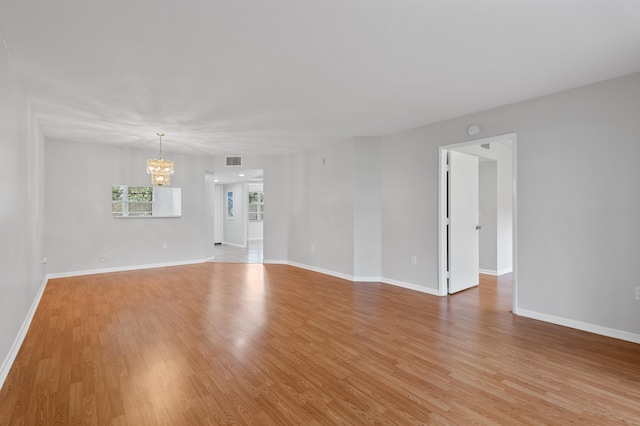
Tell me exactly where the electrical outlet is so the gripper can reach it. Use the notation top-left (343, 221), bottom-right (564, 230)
top-left (636, 286), bottom-right (640, 300)
top-left (411, 256), bottom-right (417, 265)
top-left (40, 257), bottom-right (47, 264)
top-left (162, 242), bottom-right (168, 249)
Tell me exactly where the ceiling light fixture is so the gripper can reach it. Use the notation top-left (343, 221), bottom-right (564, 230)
top-left (147, 133), bottom-right (174, 186)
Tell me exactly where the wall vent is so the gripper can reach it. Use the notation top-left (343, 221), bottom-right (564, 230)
top-left (225, 156), bottom-right (242, 167)
top-left (480, 143), bottom-right (491, 150)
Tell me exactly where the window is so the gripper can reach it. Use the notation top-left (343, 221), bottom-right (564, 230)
top-left (112, 185), bottom-right (153, 217)
top-left (248, 190), bottom-right (264, 221)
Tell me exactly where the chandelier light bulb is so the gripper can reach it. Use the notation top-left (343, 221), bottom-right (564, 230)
top-left (147, 133), bottom-right (174, 186)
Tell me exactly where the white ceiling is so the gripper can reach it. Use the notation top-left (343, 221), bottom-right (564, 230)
top-left (211, 169), bottom-right (263, 185)
top-left (2, 0), bottom-right (640, 155)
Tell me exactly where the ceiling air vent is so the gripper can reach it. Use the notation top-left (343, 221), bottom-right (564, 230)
top-left (225, 156), bottom-right (242, 167)
top-left (480, 143), bottom-right (491, 150)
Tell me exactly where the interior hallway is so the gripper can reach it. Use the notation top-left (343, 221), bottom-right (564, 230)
top-left (208, 239), bottom-right (263, 264)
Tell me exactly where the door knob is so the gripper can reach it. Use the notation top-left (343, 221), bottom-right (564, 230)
top-left (476, 225), bottom-right (482, 230)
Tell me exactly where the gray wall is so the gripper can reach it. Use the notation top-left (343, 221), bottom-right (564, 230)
top-left (479, 161), bottom-right (498, 272)
top-left (262, 156), bottom-right (289, 263)
top-left (287, 139), bottom-right (355, 276)
top-left (12, 64), bottom-right (639, 363)
top-left (45, 140), bottom-right (211, 273)
top-left (0, 43), bottom-right (46, 382)
top-left (46, 146), bottom-right (292, 272)
top-left (379, 72), bottom-right (640, 337)
top-left (353, 137), bottom-right (382, 280)
top-left (380, 128), bottom-right (440, 287)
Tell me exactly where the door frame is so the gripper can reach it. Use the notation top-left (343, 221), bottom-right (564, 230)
top-left (437, 133), bottom-right (518, 311)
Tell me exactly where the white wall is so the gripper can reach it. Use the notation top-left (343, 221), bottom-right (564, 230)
top-left (204, 172), bottom-right (216, 258)
top-left (222, 181), bottom-right (245, 246)
top-left (479, 161), bottom-right (498, 272)
top-left (380, 72), bottom-right (640, 338)
top-left (0, 43), bottom-right (46, 384)
top-left (473, 141), bottom-right (513, 275)
top-left (45, 140), bottom-right (211, 274)
top-left (495, 143), bottom-right (513, 274)
top-left (248, 183), bottom-right (263, 240)
top-left (152, 187), bottom-right (181, 217)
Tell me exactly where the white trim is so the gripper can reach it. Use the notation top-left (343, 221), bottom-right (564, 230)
top-left (0, 276), bottom-right (48, 389)
top-left (479, 268), bottom-right (513, 276)
top-left (281, 263), bottom-right (441, 295)
top-left (381, 277), bottom-right (441, 296)
top-left (437, 148), bottom-right (448, 296)
top-left (262, 259), bottom-right (288, 265)
top-left (46, 258), bottom-right (207, 279)
top-left (353, 276), bottom-right (382, 282)
top-left (511, 135), bottom-right (519, 313)
top-left (516, 308), bottom-right (640, 345)
top-left (287, 261), bottom-right (353, 281)
top-left (222, 241), bottom-right (247, 248)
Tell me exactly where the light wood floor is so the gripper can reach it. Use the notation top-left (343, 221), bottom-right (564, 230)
top-left (1, 265), bottom-right (639, 425)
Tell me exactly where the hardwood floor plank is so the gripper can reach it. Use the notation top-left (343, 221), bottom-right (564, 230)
top-left (1, 264), bottom-right (639, 424)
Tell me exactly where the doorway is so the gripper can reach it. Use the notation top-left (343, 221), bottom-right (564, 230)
top-left (206, 169), bottom-right (264, 264)
top-left (438, 133), bottom-right (517, 309)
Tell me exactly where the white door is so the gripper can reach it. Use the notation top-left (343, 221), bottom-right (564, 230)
top-left (213, 184), bottom-right (224, 244)
top-left (448, 150), bottom-right (480, 293)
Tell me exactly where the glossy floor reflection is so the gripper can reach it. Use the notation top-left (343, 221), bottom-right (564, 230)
top-left (2, 265), bottom-right (640, 424)
top-left (208, 239), bottom-right (263, 263)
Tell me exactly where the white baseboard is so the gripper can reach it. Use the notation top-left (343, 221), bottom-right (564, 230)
top-left (515, 308), bottom-right (640, 345)
top-left (280, 262), bottom-right (441, 295)
top-left (287, 261), bottom-right (353, 281)
top-left (0, 276), bottom-right (48, 390)
top-left (381, 277), bottom-right (441, 296)
top-left (46, 258), bottom-right (208, 279)
top-left (263, 259), bottom-right (288, 265)
top-left (479, 268), bottom-right (513, 276)
top-left (353, 276), bottom-right (382, 282)
top-left (222, 242), bottom-right (247, 248)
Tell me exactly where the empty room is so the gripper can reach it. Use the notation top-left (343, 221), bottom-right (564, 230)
top-left (1, 1), bottom-right (639, 424)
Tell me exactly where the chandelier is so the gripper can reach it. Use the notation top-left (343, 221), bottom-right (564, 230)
top-left (147, 133), bottom-right (174, 186)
